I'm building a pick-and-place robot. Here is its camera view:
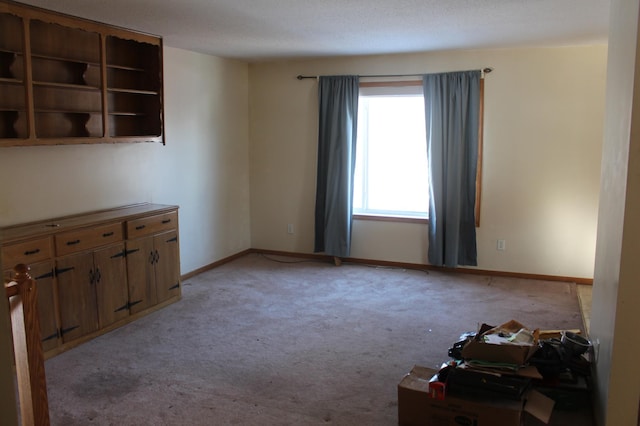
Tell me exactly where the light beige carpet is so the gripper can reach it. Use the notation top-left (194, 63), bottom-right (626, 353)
top-left (44, 253), bottom-right (585, 425)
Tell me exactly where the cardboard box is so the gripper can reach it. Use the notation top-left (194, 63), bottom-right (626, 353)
top-left (398, 366), bottom-right (554, 426)
top-left (461, 339), bottom-right (539, 365)
top-left (461, 321), bottom-right (540, 365)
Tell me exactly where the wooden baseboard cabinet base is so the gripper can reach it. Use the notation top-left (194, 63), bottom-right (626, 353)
top-left (183, 248), bottom-right (593, 286)
top-left (1, 203), bottom-right (182, 360)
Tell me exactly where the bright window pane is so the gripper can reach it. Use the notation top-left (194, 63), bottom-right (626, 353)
top-left (354, 94), bottom-right (428, 217)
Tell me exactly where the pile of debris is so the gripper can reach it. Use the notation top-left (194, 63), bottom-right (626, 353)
top-left (398, 320), bottom-right (593, 425)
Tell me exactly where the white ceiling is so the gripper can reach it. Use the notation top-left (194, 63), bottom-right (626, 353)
top-left (17, 0), bottom-right (610, 62)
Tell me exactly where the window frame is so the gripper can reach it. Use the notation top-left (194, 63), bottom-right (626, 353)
top-left (352, 78), bottom-right (484, 227)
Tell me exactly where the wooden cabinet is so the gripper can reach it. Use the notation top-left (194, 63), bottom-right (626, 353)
top-left (106, 35), bottom-right (162, 138)
top-left (3, 259), bottom-right (59, 352)
top-left (55, 240), bottom-right (128, 342)
top-left (0, 204), bottom-right (180, 358)
top-left (2, 236), bottom-right (60, 352)
top-left (55, 251), bottom-right (100, 342)
top-left (0, 0), bottom-right (164, 146)
top-left (126, 231), bottom-right (181, 313)
top-left (127, 231), bottom-right (180, 314)
top-left (30, 19), bottom-right (103, 139)
top-left (126, 211), bottom-right (180, 313)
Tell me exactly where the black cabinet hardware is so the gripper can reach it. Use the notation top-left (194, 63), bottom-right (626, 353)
top-left (114, 303), bottom-right (129, 313)
top-left (124, 248), bottom-right (139, 257)
top-left (42, 331), bottom-right (59, 342)
top-left (111, 250), bottom-right (126, 259)
top-left (35, 270), bottom-right (54, 280)
top-left (54, 266), bottom-right (74, 276)
top-left (60, 325), bottom-right (79, 336)
top-left (129, 300), bottom-right (142, 308)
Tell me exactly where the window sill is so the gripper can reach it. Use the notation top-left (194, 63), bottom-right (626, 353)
top-left (352, 214), bottom-right (428, 224)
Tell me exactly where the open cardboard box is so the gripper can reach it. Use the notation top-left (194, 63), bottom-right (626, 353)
top-left (398, 365), bottom-right (555, 426)
top-left (461, 320), bottom-right (540, 365)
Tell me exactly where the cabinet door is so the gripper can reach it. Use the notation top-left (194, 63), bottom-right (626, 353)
top-left (125, 237), bottom-right (156, 314)
top-left (154, 230), bottom-right (180, 303)
top-left (93, 243), bottom-right (128, 328)
top-left (55, 252), bottom-right (98, 342)
top-left (29, 262), bottom-right (59, 352)
top-left (3, 261), bottom-right (59, 352)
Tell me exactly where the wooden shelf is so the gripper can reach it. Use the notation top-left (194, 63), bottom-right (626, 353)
top-left (34, 111), bottom-right (102, 138)
top-left (0, 1), bottom-right (164, 146)
top-left (107, 87), bottom-right (158, 95)
top-left (0, 10), bottom-right (26, 141)
top-left (0, 50), bottom-right (23, 79)
top-left (31, 56), bottom-right (101, 87)
top-left (33, 81), bottom-right (101, 91)
top-left (106, 63), bottom-right (147, 72)
top-left (34, 109), bottom-right (101, 114)
top-left (29, 19), bottom-right (100, 64)
top-left (0, 76), bottom-right (22, 84)
top-left (0, 110), bottom-right (27, 139)
top-left (109, 111), bottom-right (147, 116)
top-left (31, 52), bottom-right (100, 67)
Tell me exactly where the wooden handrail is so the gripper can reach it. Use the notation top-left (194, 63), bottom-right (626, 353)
top-left (5, 264), bottom-right (50, 426)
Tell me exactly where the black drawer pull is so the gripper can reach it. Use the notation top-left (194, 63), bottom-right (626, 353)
top-left (102, 231), bottom-right (114, 237)
top-left (35, 270), bottom-right (54, 280)
top-left (24, 248), bottom-right (40, 256)
top-left (60, 325), bottom-right (79, 336)
top-left (114, 303), bottom-right (129, 313)
top-left (135, 225), bottom-right (146, 230)
top-left (162, 219), bottom-right (171, 224)
top-left (66, 239), bottom-right (80, 246)
top-left (42, 331), bottom-right (59, 342)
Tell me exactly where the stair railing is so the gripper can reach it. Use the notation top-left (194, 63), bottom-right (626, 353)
top-left (5, 264), bottom-right (50, 426)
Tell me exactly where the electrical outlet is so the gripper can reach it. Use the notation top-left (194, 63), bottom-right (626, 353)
top-left (287, 224), bottom-right (294, 234)
top-left (497, 239), bottom-right (506, 251)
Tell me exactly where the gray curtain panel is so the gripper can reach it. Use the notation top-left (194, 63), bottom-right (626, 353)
top-left (314, 75), bottom-right (359, 257)
top-left (423, 70), bottom-right (481, 267)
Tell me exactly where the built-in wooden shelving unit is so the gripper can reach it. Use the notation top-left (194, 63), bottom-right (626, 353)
top-left (0, 0), bottom-right (164, 146)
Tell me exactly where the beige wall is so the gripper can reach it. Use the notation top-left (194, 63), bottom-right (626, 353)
top-left (590, 0), bottom-right (640, 424)
top-left (249, 45), bottom-right (607, 279)
top-left (0, 46), bottom-right (252, 422)
top-left (0, 47), bottom-right (252, 275)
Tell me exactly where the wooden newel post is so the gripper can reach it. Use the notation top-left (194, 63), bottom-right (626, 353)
top-left (6, 263), bottom-right (50, 426)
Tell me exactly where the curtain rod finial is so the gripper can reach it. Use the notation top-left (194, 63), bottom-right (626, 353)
top-left (483, 67), bottom-right (493, 74)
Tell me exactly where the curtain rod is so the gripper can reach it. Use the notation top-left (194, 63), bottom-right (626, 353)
top-left (296, 67), bottom-right (493, 80)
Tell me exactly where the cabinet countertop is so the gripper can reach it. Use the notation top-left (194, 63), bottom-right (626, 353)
top-left (1, 203), bottom-right (179, 244)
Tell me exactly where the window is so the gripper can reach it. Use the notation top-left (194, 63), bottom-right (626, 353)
top-left (353, 79), bottom-right (484, 225)
top-left (353, 81), bottom-right (429, 220)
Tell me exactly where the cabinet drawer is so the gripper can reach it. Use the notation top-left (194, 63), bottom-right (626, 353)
top-left (55, 222), bottom-right (124, 256)
top-left (127, 211), bottom-right (177, 239)
top-left (1, 237), bottom-right (53, 267)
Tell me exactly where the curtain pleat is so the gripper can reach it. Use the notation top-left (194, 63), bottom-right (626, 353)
top-left (423, 70), bottom-right (480, 267)
top-left (314, 75), bottom-right (359, 257)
